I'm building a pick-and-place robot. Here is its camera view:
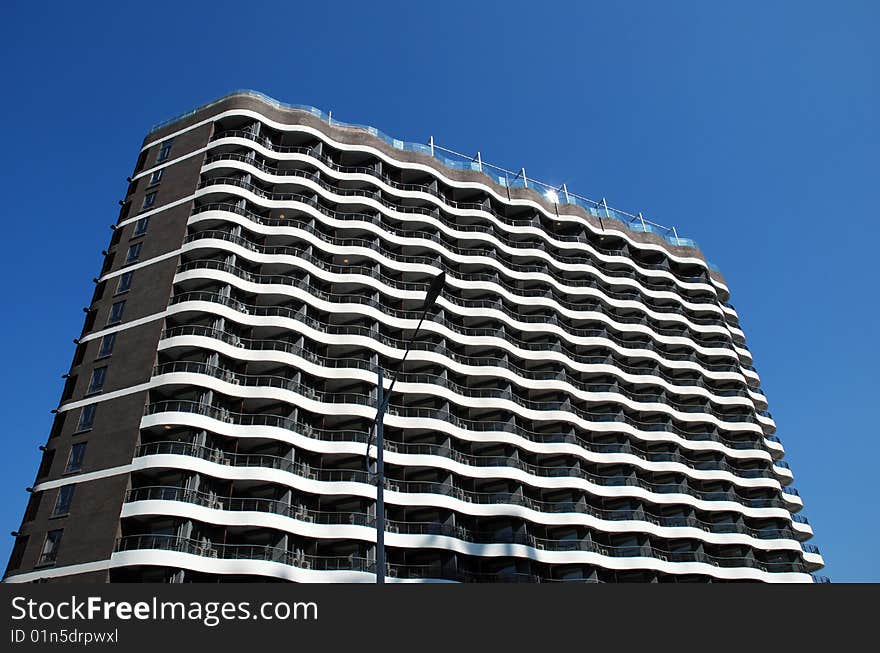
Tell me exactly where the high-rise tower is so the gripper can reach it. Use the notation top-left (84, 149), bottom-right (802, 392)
top-left (4, 91), bottom-right (825, 583)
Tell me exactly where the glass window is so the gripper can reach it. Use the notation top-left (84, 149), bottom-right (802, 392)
top-left (92, 281), bottom-right (106, 302)
top-left (52, 486), bottom-right (75, 517)
top-left (83, 308), bottom-right (98, 332)
top-left (24, 493), bottom-right (42, 521)
top-left (107, 301), bottom-right (125, 325)
top-left (124, 242), bottom-right (142, 264)
top-left (49, 413), bottom-right (66, 439)
top-left (38, 530), bottom-right (63, 565)
top-left (60, 375), bottom-right (77, 401)
top-left (72, 343), bottom-right (86, 366)
top-left (87, 367), bottom-right (107, 394)
top-left (148, 169), bottom-right (163, 186)
top-left (7, 536), bottom-right (28, 571)
top-left (116, 271), bottom-right (133, 294)
top-left (133, 216), bottom-right (150, 236)
top-left (142, 192), bottom-right (157, 209)
top-left (100, 252), bottom-right (115, 275)
top-left (37, 450), bottom-right (55, 478)
top-left (76, 404), bottom-right (96, 432)
top-left (97, 332), bottom-right (117, 358)
top-left (157, 140), bottom-right (172, 162)
top-left (65, 443), bottom-right (87, 473)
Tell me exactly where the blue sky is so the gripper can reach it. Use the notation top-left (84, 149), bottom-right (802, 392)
top-left (0, 1), bottom-right (876, 581)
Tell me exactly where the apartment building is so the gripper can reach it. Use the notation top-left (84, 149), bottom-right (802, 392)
top-left (4, 91), bottom-right (825, 583)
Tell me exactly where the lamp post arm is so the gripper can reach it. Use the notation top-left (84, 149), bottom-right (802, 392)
top-left (376, 313), bottom-right (426, 417)
top-left (362, 271), bottom-right (444, 584)
top-left (364, 310), bottom-right (430, 471)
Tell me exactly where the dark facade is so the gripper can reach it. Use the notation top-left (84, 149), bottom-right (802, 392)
top-left (4, 91), bottom-right (824, 583)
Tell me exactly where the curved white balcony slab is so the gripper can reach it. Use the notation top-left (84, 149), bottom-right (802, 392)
top-left (202, 154), bottom-right (730, 322)
top-left (139, 411), bottom-right (798, 525)
top-left (125, 456), bottom-right (804, 553)
top-left (142, 111), bottom-right (723, 289)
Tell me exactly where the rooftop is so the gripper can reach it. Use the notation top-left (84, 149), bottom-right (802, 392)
top-left (151, 89), bottom-right (718, 271)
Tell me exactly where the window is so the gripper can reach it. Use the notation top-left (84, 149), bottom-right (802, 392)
top-left (97, 332), bottom-right (116, 358)
top-left (148, 169), bottom-right (163, 186)
top-left (83, 308), bottom-right (98, 332)
top-left (48, 413), bottom-right (66, 439)
top-left (133, 216), bottom-right (150, 236)
top-left (52, 486), bottom-right (75, 517)
top-left (38, 530), bottom-right (63, 565)
top-left (118, 201), bottom-right (130, 222)
top-left (72, 343), bottom-right (86, 366)
top-left (24, 492), bottom-right (42, 521)
top-left (65, 443), bottom-right (87, 473)
top-left (124, 242), bottom-right (142, 264)
top-left (100, 252), bottom-right (115, 275)
top-left (107, 301), bottom-right (125, 325)
top-left (92, 281), bottom-right (106, 302)
top-left (36, 449), bottom-right (55, 478)
top-left (115, 271), bottom-right (133, 294)
top-left (142, 192), bottom-right (157, 209)
top-left (7, 536), bottom-right (28, 571)
top-left (157, 140), bottom-right (172, 162)
top-left (76, 404), bottom-right (96, 432)
top-left (87, 367), bottom-right (107, 394)
top-left (60, 374), bottom-right (77, 401)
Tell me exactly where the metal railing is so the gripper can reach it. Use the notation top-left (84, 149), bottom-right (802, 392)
top-left (177, 254), bottom-right (735, 347)
top-left (153, 355), bottom-right (759, 435)
top-left (148, 342), bottom-right (772, 485)
top-left (134, 432), bottom-right (786, 510)
top-left (203, 146), bottom-right (723, 284)
top-left (149, 344), bottom-right (768, 450)
top-left (148, 90), bottom-right (719, 271)
top-left (174, 242), bottom-right (747, 373)
top-left (115, 534), bottom-right (370, 572)
top-left (142, 401), bottom-right (788, 503)
top-left (128, 456), bottom-right (804, 543)
top-left (192, 191), bottom-right (716, 297)
top-left (114, 530), bottom-right (810, 577)
top-left (196, 173), bottom-right (725, 309)
top-left (183, 218), bottom-right (737, 332)
top-left (160, 320), bottom-right (754, 403)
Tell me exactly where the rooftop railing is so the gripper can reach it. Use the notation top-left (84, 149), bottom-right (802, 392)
top-left (149, 90), bottom-right (719, 269)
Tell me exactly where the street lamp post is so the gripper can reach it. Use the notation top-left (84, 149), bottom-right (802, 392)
top-left (365, 271), bottom-right (445, 583)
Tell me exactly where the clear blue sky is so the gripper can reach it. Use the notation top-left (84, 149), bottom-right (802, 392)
top-left (0, 1), bottom-right (876, 582)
